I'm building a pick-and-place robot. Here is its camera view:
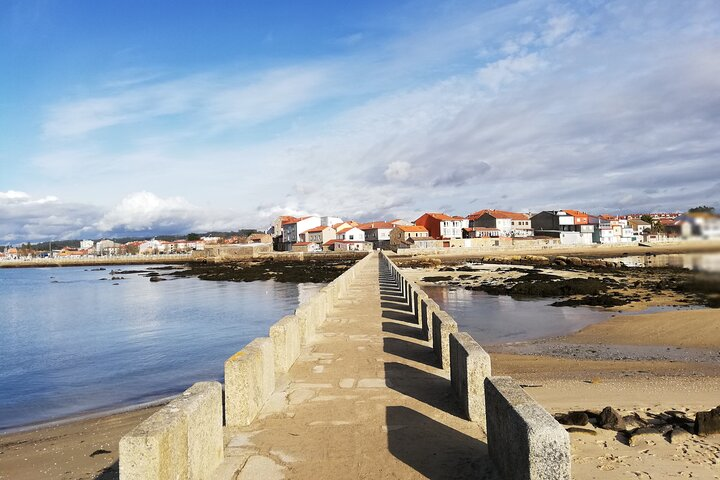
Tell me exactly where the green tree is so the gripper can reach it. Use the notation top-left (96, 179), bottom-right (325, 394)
top-left (640, 214), bottom-right (653, 224)
top-left (187, 233), bottom-right (201, 241)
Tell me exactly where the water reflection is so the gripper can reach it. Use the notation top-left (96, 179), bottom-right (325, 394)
top-left (424, 286), bottom-right (612, 345)
top-left (0, 266), bottom-right (322, 431)
top-left (603, 253), bottom-right (720, 272)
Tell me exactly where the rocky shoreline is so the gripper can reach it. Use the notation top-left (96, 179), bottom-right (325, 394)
top-left (398, 254), bottom-right (720, 309)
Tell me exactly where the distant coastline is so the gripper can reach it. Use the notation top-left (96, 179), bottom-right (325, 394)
top-left (0, 253), bottom-right (197, 269)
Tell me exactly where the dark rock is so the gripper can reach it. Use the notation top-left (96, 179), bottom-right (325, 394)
top-left (422, 276), bottom-right (453, 283)
top-left (149, 276), bottom-right (167, 282)
top-left (695, 406), bottom-right (720, 435)
top-left (566, 427), bottom-right (597, 436)
top-left (90, 449), bottom-right (112, 457)
top-left (566, 257), bottom-right (584, 266)
top-left (599, 406), bottom-right (626, 431)
top-left (556, 411), bottom-right (590, 426)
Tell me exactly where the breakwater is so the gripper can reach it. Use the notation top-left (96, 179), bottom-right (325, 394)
top-left (119, 251), bottom-right (570, 479)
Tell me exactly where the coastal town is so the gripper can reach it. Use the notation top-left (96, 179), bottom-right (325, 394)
top-left (2, 207), bottom-right (719, 261)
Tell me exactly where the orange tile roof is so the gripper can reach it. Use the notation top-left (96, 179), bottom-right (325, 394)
top-left (424, 212), bottom-right (455, 221)
top-left (281, 216), bottom-right (301, 225)
top-left (303, 225), bottom-right (331, 233)
top-left (468, 209), bottom-right (528, 221)
top-left (358, 221), bottom-right (394, 230)
top-left (294, 242), bottom-right (312, 246)
top-left (398, 225), bottom-right (428, 232)
top-left (562, 209), bottom-right (588, 217)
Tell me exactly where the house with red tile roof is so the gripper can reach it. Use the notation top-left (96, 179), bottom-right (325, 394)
top-left (467, 209), bottom-right (532, 237)
top-left (300, 225), bottom-right (336, 245)
top-left (389, 225), bottom-right (429, 247)
top-left (336, 225), bottom-right (365, 242)
top-left (414, 213), bottom-right (468, 239)
top-left (358, 221), bottom-right (394, 248)
top-left (530, 210), bottom-right (600, 245)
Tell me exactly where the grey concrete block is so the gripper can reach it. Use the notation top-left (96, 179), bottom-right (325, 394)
top-left (294, 303), bottom-right (314, 345)
top-left (432, 310), bottom-right (458, 370)
top-left (423, 299), bottom-right (438, 344)
top-left (485, 376), bottom-right (571, 480)
top-left (119, 382), bottom-right (223, 480)
top-left (120, 403), bottom-right (188, 480)
top-left (269, 315), bottom-right (301, 374)
top-left (224, 337), bottom-right (275, 427)
top-left (170, 382), bottom-right (224, 480)
top-left (449, 332), bottom-right (491, 428)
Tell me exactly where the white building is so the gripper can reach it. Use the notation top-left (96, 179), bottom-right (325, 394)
top-left (336, 226), bottom-right (365, 242)
top-left (80, 240), bottom-right (94, 250)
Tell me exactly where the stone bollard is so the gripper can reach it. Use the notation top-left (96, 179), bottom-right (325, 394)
top-left (411, 286), bottom-right (419, 320)
top-left (416, 291), bottom-right (429, 327)
top-left (224, 338), bottom-right (275, 427)
top-left (294, 303), bottom-right (314, 345)
top-left (119, 402), bottom-right (188, 480)
top-left (484, 376), bottom-right (571, 480)
top-left (269, 315), bottom-right (301, 374)
top-left (449, 332), bottom-right (492, 429)
top-left (172, 382), bottom-right (224, 479)
top-left (119, 381), bottom-right (223, 480)
top-left (422, 299), bottom-right (439, 344)
top-left (431, 310), bottom-right (458, 370)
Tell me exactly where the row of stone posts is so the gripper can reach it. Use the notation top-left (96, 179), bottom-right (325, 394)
top-left (119, 252), bottom-right (376, 480)
top-left (379, 252), bottom-right (571, 480)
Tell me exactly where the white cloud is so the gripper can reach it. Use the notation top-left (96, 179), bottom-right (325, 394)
top-left (5, 0), bottom-right (719, 243)
top-left (476, 52), bottom-right (547, 90)
top-left (43, 65), bottom-right (333, 138)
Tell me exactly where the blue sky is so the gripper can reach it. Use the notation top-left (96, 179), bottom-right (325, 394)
top-left (1, 0), bottom-right (719, 242)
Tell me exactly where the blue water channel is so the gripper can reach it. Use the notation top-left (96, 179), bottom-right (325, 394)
top-left (424, 286), bottom-right (613, 345)
top-left (0, 266), bottom-right (323, 431)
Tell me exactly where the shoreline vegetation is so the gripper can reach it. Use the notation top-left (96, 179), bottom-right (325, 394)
top-left (1, 242), bottom-right (719, 478)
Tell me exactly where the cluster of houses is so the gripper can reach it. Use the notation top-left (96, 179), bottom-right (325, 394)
top-left (0, 233), bottom-right (272, 260)
top-left (270, 209), bottom-right (720, 252)
top-left (3, 209), bottom-right (718, 260)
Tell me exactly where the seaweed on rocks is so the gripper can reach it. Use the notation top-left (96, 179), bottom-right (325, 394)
top-left (422, 275), bottom-right (453, 283)
top-left (172, 258), bottom-right (357, 283)
top-left (551, 295), bottom-right (629, 308)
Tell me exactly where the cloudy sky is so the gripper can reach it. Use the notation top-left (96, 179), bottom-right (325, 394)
top-left (1, 0), bottom-right (719, 242)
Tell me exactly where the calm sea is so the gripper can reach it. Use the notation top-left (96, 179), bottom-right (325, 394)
top-left (0, 266), bottom-right (322, 432)
top-left (424, 286), bottom-right (612, 344)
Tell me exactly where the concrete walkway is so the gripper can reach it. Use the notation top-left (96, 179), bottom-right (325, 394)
top-left (216, 256), bottom-right (499, 479)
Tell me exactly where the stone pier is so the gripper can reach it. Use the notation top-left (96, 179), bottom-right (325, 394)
top-left (121, 252), bottom-right (569, 479)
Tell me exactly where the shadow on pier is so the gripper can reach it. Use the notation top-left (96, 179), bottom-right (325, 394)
top-left (379, 259), bottom-right (496, 479)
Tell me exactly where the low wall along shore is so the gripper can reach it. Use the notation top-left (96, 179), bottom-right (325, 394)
top-left (380, 252), bottom-right (570, 480)
top-left (120, 250), bottom-right (570, 480)
top-left (119, 252), bottom-right (374, 479)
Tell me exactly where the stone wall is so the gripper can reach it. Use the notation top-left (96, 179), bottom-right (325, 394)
top-left (119, 252), bottom-right (374, 479)
top-left (379, 251), bottom-right (570, 479)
